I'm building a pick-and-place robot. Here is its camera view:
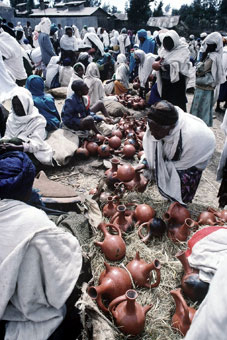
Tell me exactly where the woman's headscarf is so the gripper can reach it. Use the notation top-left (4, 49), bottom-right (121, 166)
top-left (115, 53), bottom-right (129, 89)
top-left (39, 17), bottom-right (51, 35)
top-left (84, 62), bottom-right (100, 79)
top-left (116, 53), bottom-right (127, 65)
top-left (73, 62), bottom-right (85, 76)
top-left (137, 29), bottom-right (147, 39)
top-left (83, 32), bottom-right (104, 56)
top-left (26, 75), bottom-right (44, 97)
top-left (134, 49), bottom-right (156, 87)
top-left (203, 32), bottom-right (225, 86)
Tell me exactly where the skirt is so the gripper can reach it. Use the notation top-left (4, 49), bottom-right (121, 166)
top-left (190, 87), bottom-right (214, 127)
top-left (177, 166), bottom-right (203, 204)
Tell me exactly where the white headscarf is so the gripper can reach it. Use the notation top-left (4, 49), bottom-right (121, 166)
top-left (203, 32), bottom-right (226, 86)
top-left (115, 53), bottom-right (129, 89)
top-left (134, 49), bottom-right (157, 87)
top-left (3, 88), bottom-right (53, 165)
top-left (60, 33), bottom-right (78, 51)
top-left (84, 62), bottom-right (105, 105)
top-left (0, 50), bottom-right (17, 104)
top-left (83, 32), bottom-right (104, 56)
top-left (39, 17), bottom-right (51, 35)
top-left (143, 106), bottom-right (215, 204)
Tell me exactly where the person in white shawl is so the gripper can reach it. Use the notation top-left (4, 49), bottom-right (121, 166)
top-left (84, 62), bottom-right (105, 106)
top-left (190, 31), bottom-right (225, 126)
top-left (83, 31), bottom-right (104, 57)
top-left (142, 100), bottom-right (215, 205)
top-left (114, 53), bottom-right (129, 95)
top-left (134, 49), bottom-right (156, 97)
top-left (0, 151), bottom-right (82, 340)
top-left (118, 28), bottom-right (131, 55)
top-left (155, 30), bottom-right (192, 111)
top-left (0, 50), bottom-right (17, 104)
top-left (0, 88), bottom-right (53, 166)
top-left (67, 62), bottom-right (85, 98)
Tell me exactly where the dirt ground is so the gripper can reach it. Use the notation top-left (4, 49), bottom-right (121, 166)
top-left (47, 94), bottom-right (225, 340)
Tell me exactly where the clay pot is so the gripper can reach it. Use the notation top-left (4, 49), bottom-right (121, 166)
top-left (116, 163), bottom-right (135, 182)
top-left (94, 223), bottom-right (126, 261)
top-left (137, 151), bottom-right (145, 160)
top-left (86, 141), bottom-right (98, 156)
top-left (76, 141), bottom-right (89, 158)
top-left (133, 102), bottom-right (139, 110)
top-left (105, 158), bottom-right (120, 189)
top-left (112, 129), bottom-right (123, 139)
top-left (131, 169), bottom-right (148, 193)
top-left (98, 144), bottom-right (110, 158)
top-left (87, 263), bottom-right (132, 312)
top-left (152, 58), bottom-right (163, 71)
top-left (126, 252), bottom-right (161, 288)
top-left (176, 250), bottom-right (209, 302)
top-left (197, 211), bottom-right (217, 225)
top-left (102, 196), bottom-right (118, 218)
top-left (111, 205), bottom-right (134, 232)
top-left (167, 218), bottom-right (196, 243)
top-left (96, 134), bottom-right (105, 144)
top-left (134, 204), bottom-right (156, 226)
top-left (109, 289), bottom-right (152, 336)
top-left (164, 202), bottom-right (191, 228)
top-left (133, 82), bottom-right (140, 90)
top-left (108, 135), bottom-right (121, 150)
top-left (207, 207), bottom-right (227, 222)
top-left (171, 288), bottom-right (196, 336)
top-left (122, 144), bottom-right (136, 158)
top-left (138, 218), bottom-right (167, 243)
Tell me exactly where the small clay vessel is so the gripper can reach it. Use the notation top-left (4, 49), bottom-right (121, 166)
top-left (109, 289), bottom-right (152, 336)
top-left (134, 204), bottom-right (156, 226)
top-left (116, 164), bottom-right (135, 182)
top-left (111, 205), bottom-right (134, 232)
top-left (96, 133), bottom-right (105, 144)
top-left (131, 169), bottom-right (148, 193)
top-left (133, 82), bottom-right (140, 90)
top-left (176, 250), bottom-right (209, 302)
top-left (87, 262), bottom-right (132, 312)
top-left (105, 158), bottom-right (120, 189)
top-left (103, 196), bottom-right (118, 218)
top-left (94, 223), bottom-right (126, 261)
top-left (207, 207), bottom-right (227, 222)
top-left (86, 141), bottom-right (98, 156)
top-left (98, 143), bottom-right (110, 158)
top-left (137, 150), bottom-right (145, 160)
top-left (171, 288), bottom-right (196, 336)
top-left (138, 218), bottom-right (166, 243)
top-left (167, 218), bottom-right (196, 243)
top-left (76, 141), bottom-right (89, 158)
top-left (116, 144), bottom-right (136, 159)
top-left (152, 58), bottom-right (163, 71)
top-left (197, 211), bottom-right (217, 225)
top-left (126, 252), bottom-right (161, 288)
top-left (112, 129), bottom-right (123, 139)
top-left (164, 202), bottom-right (191, 227)
top-left (108, 135), bottom-right (121, 150)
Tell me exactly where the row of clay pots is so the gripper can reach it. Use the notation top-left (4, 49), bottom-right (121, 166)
top-left (118, 94), bottom-right (146, 110)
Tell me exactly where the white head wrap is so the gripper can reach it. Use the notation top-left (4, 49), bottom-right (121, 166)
top-left (40, 17), bottom-right (51, 35)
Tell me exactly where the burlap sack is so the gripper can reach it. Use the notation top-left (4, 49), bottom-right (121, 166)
top-left (47, 87), bottom-right (68, 99)
top-left (103, 100), bottom-right (128, 117)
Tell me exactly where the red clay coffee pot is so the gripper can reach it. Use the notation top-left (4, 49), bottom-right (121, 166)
top-left (102, 196), bottom-right (117, 218)
top-left (105, 158), bottom-right (120, 189)
top-left (164, 202), bottom-right (191, 227)
top-left (94, 223), bottom-right (126, 261)
top-left (109, 289), bottom-right (152, 336)
top-left (134, 204), bottom-right (156, 226)
top-left (126, 252), bottom-right (161, 288)
top-left (167, 218), bottom-right (196, 243)
top-left (138, 218), bottom-right (167, 243)
top-left (87, 263), bottom-right (132, 312)
top-left (111, 205), bottom-right (134, 232)
top-left (171, 288), bottom-right (196, 336)
top-left (208, 207), bottom-right (227, 222)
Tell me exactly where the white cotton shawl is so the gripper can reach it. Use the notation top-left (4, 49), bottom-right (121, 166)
top-left (39, 17), bottom-right (51, 35)
top-left (134, 49), bottom-right (157, 87)
top-left (217, 109), bottom-right (227, 181)
top-left (0, 50), bottom-right (17, 104)
top-left (203, 32), bottom-right (226, 86)
top-left (118, 33), bottom-right (131, 55)
top-left (84, 62), bottom-right (105, 105)
top-left (115, 53), bottom-right (129, 89)
top-left (143, 106), bottom-right (215, 204)
top-left (0, 199), bottom-right (82, 340)
top-left (45, 55), bottom-right (60, 88)
top-left (3, 88), bottom-right (53, 165)
top-left (72, 24), bottom-right (81, 39)
top-left (83, 32), bottom-right (104, 56)
top-left (60, 34), bottom-right (78, 51)
top-left (156, 30), bottom-right (192, 95)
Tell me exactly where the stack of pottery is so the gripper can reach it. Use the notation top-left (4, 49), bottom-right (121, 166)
top-left (117, 94), bottom-right (146, 110)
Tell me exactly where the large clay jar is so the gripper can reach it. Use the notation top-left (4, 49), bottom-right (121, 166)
top-left (171, 288), bottom-right (196, 336)
top-left (122, 144), bottom-right (136, 158)
top-left (164, 202), bottom-right (191, 227)
top-left (98, 143), bottom-right (110, 158)
top-left (176, 250), bottom-right (209, 302)
top-left (134, 204), bottom-right (156, 226)
top-left (197, 211), bottom-right (217, 225)
top-left (207, 207), bottom-right (227, 222)
top-left (103, 196), bottom-right (118, 218)
top-left (112, 129), bottom-right (123, 139)
top-left (167, 218), bottom-right (196, 243)
top-left (87, 263), bottom-right (132, 312)
top-left (138, 218), bottom-right (167, 243)
top-left (96, 133), bottom-right (105, 144)
top-left (86, 141), bottom-right (98, 156)
top-left (126, 252), bottom-right (161, 288)
top-left (108, 135), bottom-right (122, 150)
top-left (76, 141), bottom-right (89, 158)
top-left (105, 158), bottom-right (120, 189)
top-left (111, 205), bottom-right (134, 232)
top-left (94, 223), bottom-right (126, 261)
top-left (116, 164), bottom-right (135, 182)
top-left (109, 289), bottom-right (152, 336)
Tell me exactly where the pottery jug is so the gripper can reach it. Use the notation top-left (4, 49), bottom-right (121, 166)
top-left (108, 135), bottom-right (121, 150)
top-left (138, 218), bottom-right (167, 243)
top-left (87, 262), bottom-right (132, 312)
top-left (103, 196), bottom-right (118, 218)
top-left (76, 141), bottom-right (89, 158)
top-left (131, 169), bottom-right (148, 193)
top-left (111, 205), bottom-right (134, 232)
top-left (112, 129), bottom-right (123, 139)
top-left (116, 164), bottom-right (135, 182)
top-left (176, 250), bottom-right (209, 302)
top-left (171, 288), bottom-right (196, 336)
top-left (105, 158), bottom-right (120, 189)
top-left (134, 204), bottom-right (156, 226)
top-left (109, 289), bottom-right (152, 336)
top-left (86, 141), bottom-right (98, 156)
top-left (126, 252), bottom-right (161, 288)
top-left (96, 133), bottom-right (105, 144)
top-left (152, 58), bottom-right (163, 71)
top-left (207, 207), bottom-right (227, 222)
top-left (116, 144), bottom-right (136, 159)
top-left (164, 202), bottom-right (191, 227)
top-left (197, 211), bottom-right (217, 225)
top-left (167, 218), bottom-right (196, 243)
top-left (94, 223), bottom-right (126, 261)
top-left (98, 143), bottom-right (110, 158)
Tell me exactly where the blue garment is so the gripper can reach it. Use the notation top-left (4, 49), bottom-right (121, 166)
top-left (0, 151), bottom-right (36, 200)
top-left (190, 87), bottom-right (214, 127)
top-left (139, 38), bottom-right (155, 54)
top-left (26, 75), bottom-right (61, 132)
top-left (148, 83), bottom-right (161, 106)
top-left (97, 52), bottom-right (115, 66)
top-left (38, 32), bottom-right (56, 65)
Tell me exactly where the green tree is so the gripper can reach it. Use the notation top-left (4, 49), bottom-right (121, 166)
top-left (26, 0), bottom-right (34, 12)
top-left (85, 0), bottom-right (101, 6)
top-left (218, 0), bottom-right (227, 29)
top-left (153, 0), bottom-right (163, 16)
top-left (127, 0), bottom-right (154, 26)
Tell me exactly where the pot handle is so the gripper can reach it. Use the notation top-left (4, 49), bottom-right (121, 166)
top-left (108, 294), bottom-right (127, 316)
top-left (138, 222), bottom-right (150, 243)
top-left (110, 211), bottom-right (119, 223)
top-left (105, 223), bottom-right (122, 237)
top-left (96, 293), bottom-right (109, 313)
top-left (146, 260), bottom-right (161, 289)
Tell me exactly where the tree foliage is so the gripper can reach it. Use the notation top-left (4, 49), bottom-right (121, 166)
top-left (127, 0), bottom-right (154, 26)
top-left (153, 0), bottom-right (163, 16)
